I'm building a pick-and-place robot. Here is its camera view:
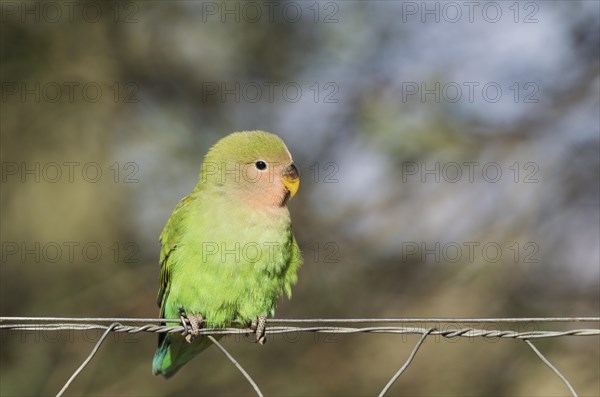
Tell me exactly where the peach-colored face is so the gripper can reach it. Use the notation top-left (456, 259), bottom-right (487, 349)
top-left (234, 160), bottom-right (300, 208)
top-left (200, 131), bottom-right (300, 208)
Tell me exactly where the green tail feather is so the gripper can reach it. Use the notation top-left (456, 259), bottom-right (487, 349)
top-left (152, 333), bottom-right (215, 378)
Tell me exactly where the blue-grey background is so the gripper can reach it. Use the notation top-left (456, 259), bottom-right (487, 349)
top-left (1, 1), bottom-right (599, 396)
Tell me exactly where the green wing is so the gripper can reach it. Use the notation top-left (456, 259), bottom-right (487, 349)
top-left (283, 233), bottom-right (303, 299)
top-left (157, 194), bottom-right (196, 314)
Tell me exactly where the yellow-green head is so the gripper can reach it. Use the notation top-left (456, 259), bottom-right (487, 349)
top-left (199, 131), bottom-right (300, 207)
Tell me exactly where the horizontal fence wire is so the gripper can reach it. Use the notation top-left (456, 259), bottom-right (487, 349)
top-left (3, 316), bottom-right (599, 323)
top-left (2, 316), bottom-right (598, 339)
top-left (1, 316), bottom-right (599, 397)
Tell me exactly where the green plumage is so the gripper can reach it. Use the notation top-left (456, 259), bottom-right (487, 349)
top-left (153, 131), bottom-right (302, 377)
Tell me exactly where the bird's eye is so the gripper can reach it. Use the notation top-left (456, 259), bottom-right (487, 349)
top-left (255, 161), bottom-right (267, 170)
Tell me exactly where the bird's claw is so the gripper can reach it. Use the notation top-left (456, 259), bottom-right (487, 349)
top-left (178, 307), bottom-right (204, 343)
top-left (250, 314), bottom-right (268, 345)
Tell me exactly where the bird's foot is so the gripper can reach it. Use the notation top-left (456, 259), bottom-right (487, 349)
top-left (178, 307), bottom-right (204, 343)
top-left (250, 314), bottom-right (268, 345)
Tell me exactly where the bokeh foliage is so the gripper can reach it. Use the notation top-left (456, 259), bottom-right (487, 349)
top-left (1, 1), bottom-right (599, 396)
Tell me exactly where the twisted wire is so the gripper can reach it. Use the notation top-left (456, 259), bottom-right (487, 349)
top-left (1, 316), bottom-right (598, 397)
top-left (1, 322), bottom-right (598, 339)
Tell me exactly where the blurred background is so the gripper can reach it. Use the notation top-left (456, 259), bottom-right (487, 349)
top-left (1, 1), bottom-right (599, 396)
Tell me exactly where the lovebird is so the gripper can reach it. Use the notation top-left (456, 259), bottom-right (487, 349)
top-left (152, 130), bottom-right (302, 378)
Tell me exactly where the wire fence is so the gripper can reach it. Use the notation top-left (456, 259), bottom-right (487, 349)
top-left (1, 316), bottom-right (599, 397)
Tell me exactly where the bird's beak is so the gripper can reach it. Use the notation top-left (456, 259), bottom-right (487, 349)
top-left (281, 163), bottom-right (300, 200)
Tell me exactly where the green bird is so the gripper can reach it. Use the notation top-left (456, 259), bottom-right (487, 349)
top-left (152, 130), bottom-right (302, 378)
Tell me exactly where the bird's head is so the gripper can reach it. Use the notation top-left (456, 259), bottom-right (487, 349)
top-left (200, 131), bottom-right (300, 208)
